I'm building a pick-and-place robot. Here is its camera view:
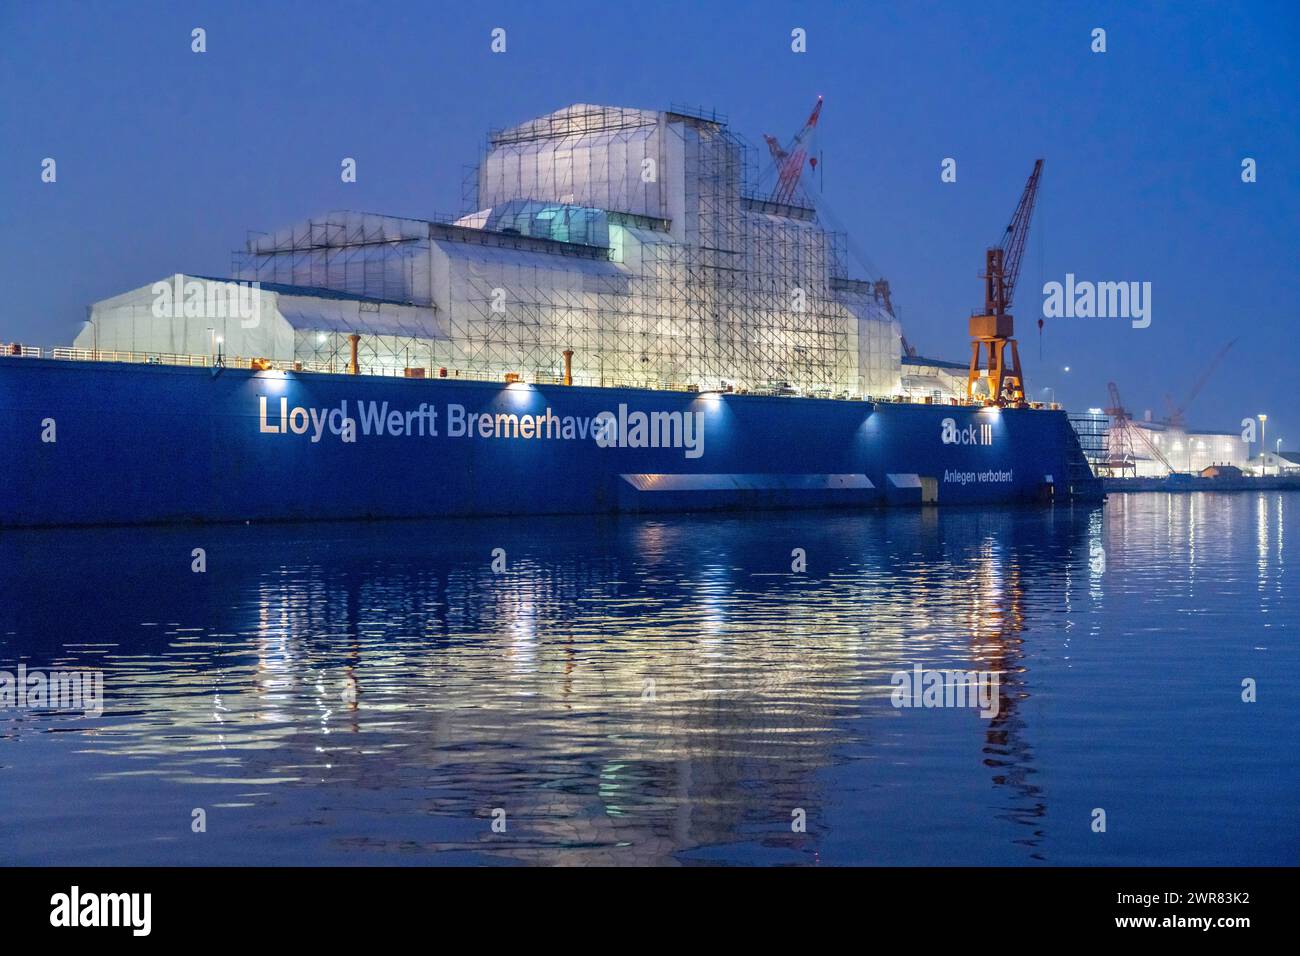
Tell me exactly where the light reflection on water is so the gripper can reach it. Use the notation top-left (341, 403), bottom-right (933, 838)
top-left (1, 494), bottom-right (1296, 866)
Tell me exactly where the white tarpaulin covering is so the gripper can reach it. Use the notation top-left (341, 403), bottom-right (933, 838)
top-left (80, 104), bottom-right (909, 394)
top-left (77, 275), bottom-right (440, 365)
top-left (275, 295), bottom-right (440, 339)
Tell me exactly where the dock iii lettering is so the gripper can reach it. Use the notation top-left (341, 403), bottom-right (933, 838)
top-left (941, 417), bottom-right (993, 446)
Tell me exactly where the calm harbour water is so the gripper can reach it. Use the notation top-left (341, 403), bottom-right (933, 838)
top-left (1, 493), bottom-right (1296, 866)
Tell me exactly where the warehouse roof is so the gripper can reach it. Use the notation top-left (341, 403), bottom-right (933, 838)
top-left (902, 355), bottom-right (968, 372)
top-left (194, 276), bottom-right (418, 308)
top-left (275, 296), bottom-right (441, 339)
top-left (194, 275), bottom-right (441, 338)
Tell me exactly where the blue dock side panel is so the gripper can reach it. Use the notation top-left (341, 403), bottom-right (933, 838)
top-left (617, 472), bottom-right (878, 512)
top-left (0, 357), bottom-right (1098, 527)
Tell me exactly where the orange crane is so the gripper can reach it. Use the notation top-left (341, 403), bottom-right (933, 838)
top-left (763, 96), bottom-right (823, 206)
top-left (967, 159), bottom-right (1043, 406)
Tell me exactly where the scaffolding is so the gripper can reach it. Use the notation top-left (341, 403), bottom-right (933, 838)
top-left (232, 213), bottom-right (433, 306)
top-left (227, 103), bottom-right (901, 395)
top-left (1068, 412), bottom-right (1112, 473)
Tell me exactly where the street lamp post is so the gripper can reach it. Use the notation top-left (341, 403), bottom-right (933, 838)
top-left (1259, 414), bottom-right (1268, 475)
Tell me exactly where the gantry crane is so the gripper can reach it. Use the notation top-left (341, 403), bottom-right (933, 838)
top-left (967, 159), bottom-right (1043, 405)
top-left (763, 96), bottom-right (823, 206)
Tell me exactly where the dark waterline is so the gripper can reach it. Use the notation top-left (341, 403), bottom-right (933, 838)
top-left (1, 494), bottom-right (1296, 865)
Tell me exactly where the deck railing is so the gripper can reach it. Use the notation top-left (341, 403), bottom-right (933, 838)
top-left (4, 343), bottom-right (1033, 408)
top-left (48, 348), bottom-right (212, 367)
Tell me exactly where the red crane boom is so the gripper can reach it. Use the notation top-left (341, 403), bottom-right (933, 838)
top-left (763, 96), bottom-right (823, 206)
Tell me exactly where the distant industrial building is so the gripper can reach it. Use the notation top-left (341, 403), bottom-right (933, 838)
top-left (1147, 425), bottom-right (1250, 475)
top-left (1125, 422), bottom-right (1249, 476)
top-left (1200, 464), bottom-right (1243, 479)
top-left (1246, 451), bottom-right (1300, 475)
top-left (1077, 405), bottom-right (1251, 478)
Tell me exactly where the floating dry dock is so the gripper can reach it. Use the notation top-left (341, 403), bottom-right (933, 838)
top-left (0, 355), bottom-right (1100, 527)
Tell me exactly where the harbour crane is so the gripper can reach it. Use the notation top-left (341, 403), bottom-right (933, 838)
top-left (967, 159), bottom-right (1044, 406)
top-left (763, 99), bottom-right (900, 334)
top-left (1104, 381), bottom-right (1175, 476)
top-left (1162, 337), bottom-right (1238, 429)
top-left (763, 96), bottom-right (823, 207)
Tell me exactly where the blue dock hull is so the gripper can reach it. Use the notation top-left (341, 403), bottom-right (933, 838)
top-left (0, 357), bottom-right (1100, 527)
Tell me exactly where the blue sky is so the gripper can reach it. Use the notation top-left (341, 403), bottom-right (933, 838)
top-left (2, 0), bottom-right (1296, 442)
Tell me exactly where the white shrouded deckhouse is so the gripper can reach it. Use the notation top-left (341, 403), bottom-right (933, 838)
top-left (79, 104), bottom-right (910, 396)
